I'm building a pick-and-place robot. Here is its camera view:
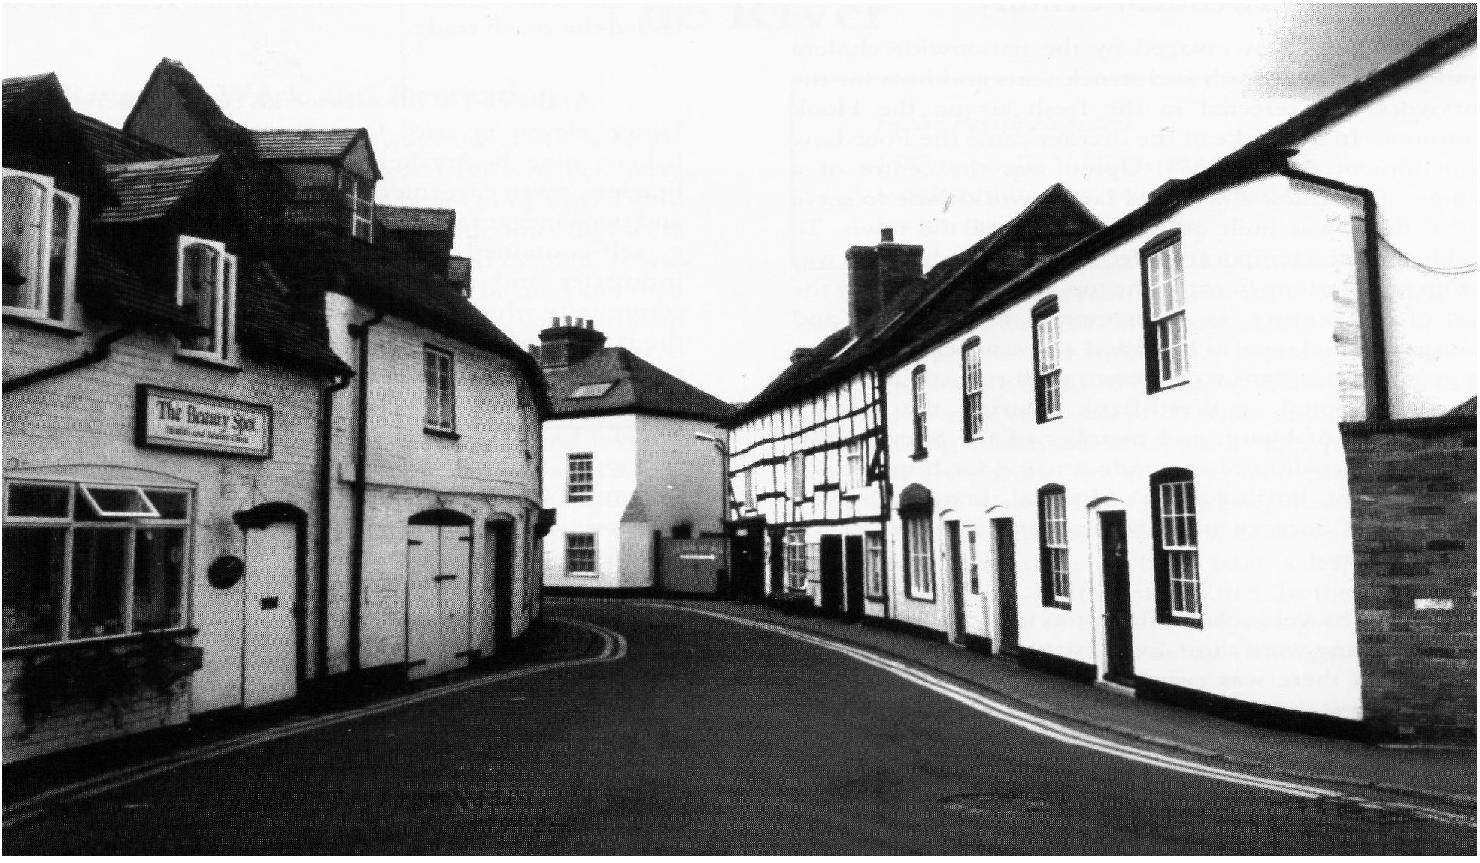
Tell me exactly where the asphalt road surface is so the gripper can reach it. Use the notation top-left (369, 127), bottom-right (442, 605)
top-left (5, 601), bottom-right (1473, 854)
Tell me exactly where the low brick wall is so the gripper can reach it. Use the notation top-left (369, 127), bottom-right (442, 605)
top-left (1342, 416), bottom-right (1476, 744)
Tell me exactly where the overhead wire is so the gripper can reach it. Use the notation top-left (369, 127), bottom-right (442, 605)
top-left (1377, 232), bottom-right (1476, 274)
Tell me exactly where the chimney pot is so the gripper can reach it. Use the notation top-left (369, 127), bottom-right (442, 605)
top-left (881, 228), bottom-right (894, 243)
top-left (538, 316), bottom-right (607, 369)
top-left (564, 315), bottom-right (573, 326)
top-left (551, 316), bottom-right (560, 327)
top-left (586, 319), bottom-right (595, 329)
top-left (575, 317), bottom-right (584, 328)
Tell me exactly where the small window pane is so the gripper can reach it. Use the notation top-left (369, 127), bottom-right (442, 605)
top-left (47, 192), bottom-right (72, 319)
top-left (3, 526), bottom-right (67, 645)
top-left (7, 483), bottom-right (70, 518)
top-left (71, 528), bottom-right (130, 638)
top-left (2, 175), bottom-right (45, 310)
top-left (133, 527), bottom-right (186, 631)
top-left (144, 490), bottom-right (189, 519)
top-left (79, 485), bottom-right (160, 519)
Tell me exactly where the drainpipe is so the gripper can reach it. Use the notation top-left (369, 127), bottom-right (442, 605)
top-left (2, 326), bottom-right (135, 395)
top-left (873, 365), bottom-right (893, 620)
top-left (317, 369), bottom-right (354, 681)
top-left (1281, 168), bottom-right (1390, 422)
top-left (346, 309), bottom-right (386, 673)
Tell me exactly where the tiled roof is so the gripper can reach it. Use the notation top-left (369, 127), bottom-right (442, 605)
top-left (75, 113), bottom-right (179, 164)
top-left (98, 155), bottom-right (220, 223)
top-left (252, 128), bottom-right (362, 161)
top-left (3, 72), bottom-right (118, 208)
top-left (2, 73), bottom-right (57, 113)
top-left (125, 59), bottom-right (257, 156)
top-left (235, 262), bottom-right (351, 375)
top-left (544, 347), bottom-right (733, 423)
top-left (377, 204), bottom-right (455, 233)
top-left (77, 239), bottom-right (197, 333)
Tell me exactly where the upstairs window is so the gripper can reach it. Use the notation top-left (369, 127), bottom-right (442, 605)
top-left (567, 453), bottom-right (594, 502)
top-left (1038, 484), bottom-right (1070, 607)
top-left (789, 452), bottom-right (806, 500)
top-left (3, 169), bottom-right (79, 324)
top-left (911, 365), bottom-right (928, 455)
top-left (177, 236), bottom-right (237, 361)
top-left (423, 345), bottom-right (457, 432)
top-left (842, 440), bottom-right (865, 492)
top-left (741, 469), bottom-right (755, 508)
top-left (1032, 298), bottom-right (1061, 422)
top-left (340, 171), bottom-right (374, 242)
top-left (1142, 231), bottom-right (1190, 390)
top-left (1151, 467), bottom-right (1202, 626)
top-left (962, 338), bottom-right (983, 441)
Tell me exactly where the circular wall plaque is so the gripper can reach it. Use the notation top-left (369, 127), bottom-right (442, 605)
top-left (207, 555), bottom-right (245, 590)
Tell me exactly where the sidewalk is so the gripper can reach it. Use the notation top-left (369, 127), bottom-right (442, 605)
top-left (3, 615), bottom-right (605, 805)
top-left (641, 597), bottom-right (1476, 808)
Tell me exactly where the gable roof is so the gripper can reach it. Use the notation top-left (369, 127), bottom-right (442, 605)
top-left (727, 183), bottom-right (1102, 426)
top-left (97, 154), bottom-right (220, 223)
top-left (75, 113), bottom-right (180, 164)
top-left (252, 128), bottom-right (382, 178)
top-left (883, 16), bottom-right (1477, 372)
top-left (124, 59), bottom-right (257, 157)
top-left (543, 347), bottom-right (732, 423)
top-left (2, 72), bottom-right (117, 207)
top-left (377, 204), bottom-right (456, 233)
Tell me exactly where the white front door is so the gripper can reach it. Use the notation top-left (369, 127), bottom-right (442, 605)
top-left (406, 523), bottom-right (471, 680)
top-left (243, 522), bottom-right (297, 708)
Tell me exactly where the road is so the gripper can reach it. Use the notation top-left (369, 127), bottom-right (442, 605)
top-left (4, 600), bottom-right (1472, 854)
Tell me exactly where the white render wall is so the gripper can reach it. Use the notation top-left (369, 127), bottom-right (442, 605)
top-left (884, 176), bottom-right (1367, 720)
top-left (633, 414), bottom-right (724, 538)
top-left (1293, 48), bottom-right (1476, 419)
top-left (541, 413), bottom-right (640, 587)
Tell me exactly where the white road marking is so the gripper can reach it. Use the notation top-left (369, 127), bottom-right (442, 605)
top-left (639, 602), bottom-right (1475, 829)
top-left (3, 616), bottom-right (627, 828)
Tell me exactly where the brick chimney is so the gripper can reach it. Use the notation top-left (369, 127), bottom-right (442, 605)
top-left (537, 316), bottom-right (607, 368)
top-left (847, 228), bottom-right (922, 339)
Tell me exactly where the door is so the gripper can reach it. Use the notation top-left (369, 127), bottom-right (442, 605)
top-left (767, 527), bottom-right (785, 594)
top-left (243, 522), bottom-right (297, 708)
top-left (488, 521), bottom-right (514, 653)
top-left (843, 535), bottom-right (865, 621)
top-left (945, 521), bottom-right (966, 644)
top-left (992, 518), bottom-right (1019, 655)
top-left (818, 534), bottom-right (844, 617)
top-left (728, 518), bottom-right (766, 600)
top-left (1099, 511), bottom-right (1135, 683)
top-left (406, 521), bottom-right (472, 680)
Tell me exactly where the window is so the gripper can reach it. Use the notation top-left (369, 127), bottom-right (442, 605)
top-left (863, 531), bottom-right (884, 597)
top-left (567, 453), bottom-right (594, 502)
top-left (911, 365), bottom-right (927, 455)
top-left (341, 171), bottom-right (374, 241)
top-left (902, 513), bottom-right (934, 598)
top-left (965, 525), bottom-right (979, 594)
top-left (962, 338), bottom-right (983, 441)
top-left (569, 382), bottom-right (616, 399)
top-left (565, 533), bottom-right (596, 577)
top-left (784, 529), bottom-right (808, 590)
top-left (1038, 484), bottom-right (1070, 607)
top-left (3, 482), bottom-right (189, 647)
top-left (842, 441), bottom-right (865, 492)
top-left (1142, 231), bottom-right (1189, 390)
top-left (176, 236), bottom-right (238, 361)
top-left (742, 469), bottom-right (756, 508)
top-left (1151, 468), bottom-right (1201, 625)
top-left (3, 169), bottom-right (79, 324)
top-left (423, 346), bottom-right (456, 432)
top-left (1032, 298), bottom-right (1061, 422)
top-left (789, 452), bottom-right (806, 500)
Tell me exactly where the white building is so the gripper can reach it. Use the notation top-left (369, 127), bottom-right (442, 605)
top-left (536, 318), bottom-right (731, 594)
top-left (878, 21), bottom-right (1474, 739)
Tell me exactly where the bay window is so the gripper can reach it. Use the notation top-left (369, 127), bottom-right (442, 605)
top-left (2, 168), bottom-right (78, 324)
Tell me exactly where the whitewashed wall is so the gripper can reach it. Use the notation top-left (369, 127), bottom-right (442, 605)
top-left (541, 413), bottom-right (639, 587)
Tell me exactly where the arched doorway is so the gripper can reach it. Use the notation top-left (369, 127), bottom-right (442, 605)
top-left (407, 508), bottom-right (473, 680)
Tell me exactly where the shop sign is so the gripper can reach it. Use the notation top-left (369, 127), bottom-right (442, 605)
top-left (136, 385), bottom-right (273, 458)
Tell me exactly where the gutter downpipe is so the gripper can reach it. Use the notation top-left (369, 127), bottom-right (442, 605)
top-left (2, 326), bottom-right (135, 395)
top-left (873, 363), bottom-right (893, 621)
top-left (1281, 167), bottom-right (1390, 422)
top-left (347, 309), bottom-right (386, 674)
top-left (317, 369), bottom-right (354, 682)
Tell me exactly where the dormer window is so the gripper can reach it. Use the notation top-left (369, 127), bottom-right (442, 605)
top-left (340, 171), bottom-right (374, 242)
top-left (176, 236), bottom-right (237, 362)
top-left (2, 169), bottom-right (79, 324)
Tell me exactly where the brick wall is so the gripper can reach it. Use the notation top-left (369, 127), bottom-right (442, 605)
top-left (1343, 417), bottom-right (1476, 743)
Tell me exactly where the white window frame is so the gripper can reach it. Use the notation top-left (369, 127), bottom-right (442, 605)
top-left (341, 171), bottom-right (374, 242)
top-left (175, 235), bottom-right (238, 362)
top-left (567, 452), bottom-right (594, 502)
top-left (1158, 478), bottom-right (1202, 620)
top-left (911, 366), bottom-right (928, 452)
top-left (2, 481), bottom-right (191, 648)
top-left (1146, 239), bottom-right (1190, 386)
top-left (863, 530), bottom-right (884, 598)
top-left (423, 345), bottom-right (456, 432)
top-left (784, 528), bottom-right (808, 590)
top-left (903, 513), bottom-right (935, 599)
top-left (1036, 311), bottom-right (1062, 420)
top-left (1041, 488), bottom-right (1070, 604)
top-left (2, 168), bottom-right (79, 325)
top-left (962, 340), bottom-right (983, 441)
top-left (565, 532), bottom-right (597, 577)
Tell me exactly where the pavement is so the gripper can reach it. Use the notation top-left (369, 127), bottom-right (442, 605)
top-left (607, 595), bottom-right (1476, 809)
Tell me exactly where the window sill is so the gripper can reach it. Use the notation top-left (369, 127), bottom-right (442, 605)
top-left (903, 590), bottom-right (937, 604)
top-left (1044, 599), bottom-right (1072, 610)
top-left (909, 448), bottom-right (929, 461)
top-left (174, 352), bottom-right (242, 373)
top-left (566, 498), bottom-right (593, 504)
top-left (964, 434), bottom-right (983, 444)
top-left (1149, 379), bottom-right (1191, 395)
top-left (2, 312), bottom-right (83, 337)
top-left (565, 572), bottom-right (599, 579)
top-left (423, 426), bottom-right (461, 441)
top-left (1036, 415), bottom-right (1063, 426)
top-left (3, 626), bottom-right (199, 658)
top-left (1158, 614), bottom-right (1203, 629)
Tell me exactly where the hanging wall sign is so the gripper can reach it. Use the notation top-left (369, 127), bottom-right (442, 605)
top-left (136, 385), bottom-right (274, 458)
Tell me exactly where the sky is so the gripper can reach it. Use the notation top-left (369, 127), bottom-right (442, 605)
top-left (3, 2), bottom-right (1473, 404)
